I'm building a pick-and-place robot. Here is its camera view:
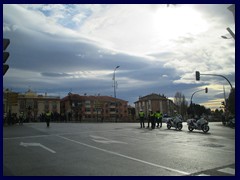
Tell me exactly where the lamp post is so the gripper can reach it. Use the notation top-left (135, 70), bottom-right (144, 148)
top-left (113, 66), bottom-right (120, 122)
top-left (113, 66), bottom-right (120, 98)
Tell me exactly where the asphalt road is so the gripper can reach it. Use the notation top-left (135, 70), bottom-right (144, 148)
top-left (3, 122), bottom-right (235, 176)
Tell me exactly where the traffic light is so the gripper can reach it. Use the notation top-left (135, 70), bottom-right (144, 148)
top-left (205, 87), bottom-right (208, 93)
top-left (196, 71), bottom-right (200, 81)
top-left (3, 38), bottom-right (10, 76)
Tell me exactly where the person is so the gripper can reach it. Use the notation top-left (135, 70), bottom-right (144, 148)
top-left (45, 111), bottom-right (51, 127)
top-left (138, 109), bottom-right (145, 128)
top-left (19, 111), bottom-right (24, 125)
top-left (146, 109), bottom-right (152, 128)
top-left (159, 111), bottom-right (163, 128)
top-left (150, 111), bottom-right (156, 129)
top-left (155, 111), bottom-right (162, 128)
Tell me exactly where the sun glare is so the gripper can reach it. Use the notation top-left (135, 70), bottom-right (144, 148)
top-left (153, 6), bottom-right (209, 40)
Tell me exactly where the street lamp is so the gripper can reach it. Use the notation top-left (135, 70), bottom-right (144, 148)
top-left (113, 66), bottom-right (120, 98)
top-left (113, 66), bottom-right (120, 122)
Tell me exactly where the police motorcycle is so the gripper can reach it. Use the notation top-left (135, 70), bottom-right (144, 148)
top-left (166, 114), bottom-right (183, 130)
top-left (227, 116), bottom-right (235, 128)
top-left (187, 116), bottom-right (209, 133)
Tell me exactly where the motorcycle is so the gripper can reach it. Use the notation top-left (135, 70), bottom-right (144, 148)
top-left (166, 115), bottom-right (183, 130)
top-left (187, 117), bottom-right (209, 133)
top-left (227, 117), bottom-right (235, 128)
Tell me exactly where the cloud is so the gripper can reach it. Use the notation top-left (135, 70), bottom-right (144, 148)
top-left (3, 4), bottom-right (235, 109)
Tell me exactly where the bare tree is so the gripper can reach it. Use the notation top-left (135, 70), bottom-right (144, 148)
top-left (174, 92), bottom-right (188, 119)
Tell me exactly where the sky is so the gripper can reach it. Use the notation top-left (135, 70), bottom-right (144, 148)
top-left (3, 4), bottom-right (235, 110)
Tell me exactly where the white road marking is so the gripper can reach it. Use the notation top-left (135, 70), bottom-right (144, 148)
top-left (197, 174), bottom-right (210, 176)
top-left (90, 135), bottom-right (128, 144)
top-left (56, 135), bottom-right (190, 175)
top-left (20, 142), bottom-right (56, 153)
top-left (218, 167), bottom-right (235, 175)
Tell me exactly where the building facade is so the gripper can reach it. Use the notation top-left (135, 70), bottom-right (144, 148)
top-left (60, 93), bottom-right (129, 122)
top-left (3, 89), bottom-right (60, 122)
top-left (134, 93), bottom-right (176, 118)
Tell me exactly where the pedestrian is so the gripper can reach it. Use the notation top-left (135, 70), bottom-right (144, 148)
top-left (45, 111), bottom-right (51, 127)
top-left (138, 109), bottom-right (145, 128)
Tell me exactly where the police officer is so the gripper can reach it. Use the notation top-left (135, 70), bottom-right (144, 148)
top-left (150, 110), bottom-right (155, 129)
top-left (138, 109), bottom-right (145, 128)
top-left (146, 109), bottom-right (152, 128)
top-left (159, 112), bottom-right (163, 127)
top-left (155, 111), bottom-right (161, 128)
top-left (19, 111), bottom-right (24, 125)
top-left (46, 111), bottom-right (51, 127)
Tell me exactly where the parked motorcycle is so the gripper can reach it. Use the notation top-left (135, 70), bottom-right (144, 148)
top-left (187, 117), bottom-right (209, 133)
top-left (227, 117), bottom-right (235, 128)
top-left (166, 115), bottom-right (183, 130)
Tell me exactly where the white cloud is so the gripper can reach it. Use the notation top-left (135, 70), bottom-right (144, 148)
top-left (3, 4), bottom-right (235, 108)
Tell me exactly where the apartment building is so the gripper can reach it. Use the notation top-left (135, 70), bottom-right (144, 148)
top-left (3, 89), bottom-right (60, 122)
top-left (135, 93), bottom-right (176, 118)
top-left (60, 93), bottom-right (129, 122)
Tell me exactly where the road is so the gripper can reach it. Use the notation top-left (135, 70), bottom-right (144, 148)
top-left (3, 122), bottom-right (235, 176)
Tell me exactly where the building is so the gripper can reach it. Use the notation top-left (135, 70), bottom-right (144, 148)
top-left (3, 89), bottom-right (60, 122)
top-left (60, 93), bottom-right (129, 122)
top-left (134, 93), bottom-right (176, 118)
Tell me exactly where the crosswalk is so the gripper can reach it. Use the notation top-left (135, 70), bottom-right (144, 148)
top-left (192, 164), bottom-right (235, 176)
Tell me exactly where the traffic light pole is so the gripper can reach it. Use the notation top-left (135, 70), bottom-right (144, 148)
top-left (190, 88), bottom-right (208, 118)
top-left (196, 71), bottom-right (233, 90)
top-left (200, 73), bottom-right (233, 90)
top-left (191, 89), bottom-right (205, 106)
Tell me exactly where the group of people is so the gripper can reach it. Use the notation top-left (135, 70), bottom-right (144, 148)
top-left (138, 109), bottom-right (163, 129)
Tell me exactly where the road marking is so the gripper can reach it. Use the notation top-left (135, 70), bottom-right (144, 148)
top-left (4, 135), bottom-right (50, 140)
top-left (218, 167), bottom-right (235, 175)
top-left (20, 142), bottom-right (56, 153)
top-left (90, 135), bottom-right (128, 144)
top-left (56, 135), bottom-right (190, 175)
top-left (197, 174), bottom-right (210, 176)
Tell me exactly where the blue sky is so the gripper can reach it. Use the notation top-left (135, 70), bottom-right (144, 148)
top-left (3, 4), bottom-right (235, 109)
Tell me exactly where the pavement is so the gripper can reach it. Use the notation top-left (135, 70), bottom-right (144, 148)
top-left (3, 122), bottom-right (235, 176)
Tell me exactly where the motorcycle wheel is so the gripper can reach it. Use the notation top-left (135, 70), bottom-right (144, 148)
top-left (177, 123), bottom-right (183, 130)
top-left (167, 124), bottom-right (171, 129)
top-left (188, 126), bottom-right (193, 132)
top-left (202, 124), bottom-right (209, 133)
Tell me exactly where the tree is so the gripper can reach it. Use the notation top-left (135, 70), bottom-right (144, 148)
top-left (174, 92), bottom-right (188, 118)
top-left (187, 104), bottom-right (212, 118)
top-left (227, 88), bottom-right (235, 115)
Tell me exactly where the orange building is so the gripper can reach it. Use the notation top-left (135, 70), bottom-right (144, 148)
top-left (60, 93), bottom-right (129, 122)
